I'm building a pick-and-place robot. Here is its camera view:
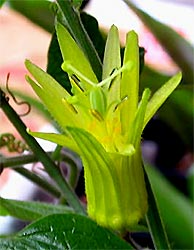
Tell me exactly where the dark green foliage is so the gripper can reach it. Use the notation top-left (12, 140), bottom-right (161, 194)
top-left (0, 214), bottom-right (133, 249)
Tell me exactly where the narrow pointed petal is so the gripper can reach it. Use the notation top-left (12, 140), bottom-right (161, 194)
top-left (120, 31), bottom-right (139, 138)
top-left (25, 60), bottom-right (70, 99)
top-left (26, 76), bottom-right (76, 130)
top-left (130, 88), bottom-right (151, 146)
top-left (27, 130), bottom-right (79, 154)
top-left (102, 25), bottom-right (121, 80)
top-left (102, 25), bottom-right (121, 79)
top-left (56, 22), bottom-right (98, 89)
top-left (102, 25), bottom-right (121, 107)
top-left (143, 72), bottom-right (182, 129)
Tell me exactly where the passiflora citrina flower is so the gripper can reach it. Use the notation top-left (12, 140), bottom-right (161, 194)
top-left (25, 23), bottom-right (182, 231)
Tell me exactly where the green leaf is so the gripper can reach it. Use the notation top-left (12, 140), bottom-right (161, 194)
top-left (145, 164), bottom-right (194, 249)
top-left (9, 0), bottom-right (55, 33)
top-left (0, 204), bottom-right (8, 216)
top-left (159, 88), bottom-right (194, 148)
top-left (143, 72), bottom-right (182, 129)
top-left (144, 166), bottom-right (171, 250)
top-left (0, 198), bottom-right (73, 221)
top-left (187, 164), bottom-right (194, 201)
top-left (123, 0), bottom-right (194, 84)
top-left (139, 66), bottom-right (169, 93)
top-left (0, 214), bottom-right (133, 249)
top-left (71, 0), bottom-right (83, 9)
top-left (0, 0), bottom-right (6, 8)
top-left (80, 12), bottom-right (105, 62)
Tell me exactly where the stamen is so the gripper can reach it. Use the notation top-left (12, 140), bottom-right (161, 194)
top-left (90, 109), bottom-right (104, 122)
top-left (71, 75), bottom-right (84, 92)
top-left (71, 74), bottom-right (80, 85)
top-left (110, 68), bottom-right (117, 76)
top-left (98, 61), bottom-right (133, 88)
top-left (62, 98), bottom-right (78, 114)
top-left (109, 68), bottom-right (118, 90)
top-left (62, 60), bottom-right (133, 90)
top-left (114, 95), bottom-right (128, 112)
top-left (62, 61), bottom-right (96, 87)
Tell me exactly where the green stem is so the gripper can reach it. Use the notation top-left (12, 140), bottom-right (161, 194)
top-left (56, 0), bottom-right (102, 80)
top-left (14, 167), bottom-right (61, 198)
top-left (1, 153), bottom-right (45, 168)
top-left (0, 89), bottom-right (85, 215)
top-left (51, 146), bottom-right (80, 188)
top-left (60, 155), bottom-right (80, 189)
top-left (0, 153), bottom-right (61, 198)
top-left (51, 145), bottom-right (62, 161)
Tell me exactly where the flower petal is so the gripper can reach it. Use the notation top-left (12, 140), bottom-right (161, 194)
top-left (130, 88), bottom-right (151, 145)
top-left (120, 30), bottom-right (139, 138)
top-left (143, 72), bottom-right (182, 129)
top-left (25, 74), bottom-right (76, 130)
top-left (25, 60), bottom-right (70, 99)
top-left (27, 130), bottom-right (80, 154)
top-left (66, 127), bottom-right (123, 229)
top-left (56, 22), bottom-right (98, 90)
top-left (102, 25), bottom-right (121, 80)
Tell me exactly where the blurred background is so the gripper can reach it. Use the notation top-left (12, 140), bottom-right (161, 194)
top-left (0, 0), bottom-right (193, 244)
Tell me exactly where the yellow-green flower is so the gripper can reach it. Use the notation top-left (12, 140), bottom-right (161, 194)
top-left (25, 23), bottom-right (181, 231)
